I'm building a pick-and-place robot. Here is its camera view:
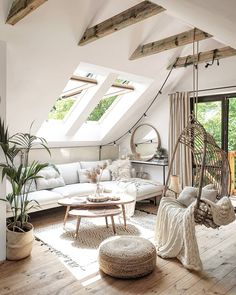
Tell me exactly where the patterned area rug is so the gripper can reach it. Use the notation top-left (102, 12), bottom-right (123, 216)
top-left (136, 201), bottom-right (158, 215)
top-left (35, 210), bottom-right (156, 276)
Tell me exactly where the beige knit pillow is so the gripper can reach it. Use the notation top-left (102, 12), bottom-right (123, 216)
top-left (110, 159), bottom-right (131, 180)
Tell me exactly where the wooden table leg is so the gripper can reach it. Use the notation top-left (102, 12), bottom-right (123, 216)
top-left (111, 216), bottom-right (116, 234)
top-left (105, 216), bottom-right (109, 228)
top-left (75, 216), bottom-right (81, 239)
top-left (63, 206), bottom-right (70, 227)
top-left (121, 204), bottom-right (127, 229)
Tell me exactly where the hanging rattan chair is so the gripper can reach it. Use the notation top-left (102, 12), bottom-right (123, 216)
top-left (163, 115), bottom-right (232, 229)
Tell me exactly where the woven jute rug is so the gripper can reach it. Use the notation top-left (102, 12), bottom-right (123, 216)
top-left (136, 201), bottom-right (158, 215)
top-left (35, 210), bottom-right (156, 276)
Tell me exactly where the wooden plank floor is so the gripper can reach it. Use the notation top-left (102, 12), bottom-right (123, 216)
top-left (0, 207), bottom-right (236, 295)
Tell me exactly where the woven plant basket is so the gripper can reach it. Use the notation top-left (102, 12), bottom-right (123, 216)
top-left (6, 223), bottom-right (34, 260)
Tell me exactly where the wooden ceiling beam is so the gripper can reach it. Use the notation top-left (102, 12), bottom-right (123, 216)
top-left (6, 0), bottom-right (47, 25)
top-left (130, 28), bottom-right (212, 60)
top-left (167, 46), bottom-right (236, 70)
top-left (78, 1), bottom-right (165, 46)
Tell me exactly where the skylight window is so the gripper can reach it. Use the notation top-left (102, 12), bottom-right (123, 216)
top-left (87, 95), bottom-right (118, 121)
top-left (87, 79), bottom-right (134, 122)
top-left (48, 74), bottom-right (97, 121)
top-left (48, 97), bottom-right (76, 120)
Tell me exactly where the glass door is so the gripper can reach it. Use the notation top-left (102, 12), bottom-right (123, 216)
top-left (192, 93), bottom-right (236, 195)
top-left (195, 99), bottom-right (222, 148)
top-left (228, 97), bottom-right (236, 194)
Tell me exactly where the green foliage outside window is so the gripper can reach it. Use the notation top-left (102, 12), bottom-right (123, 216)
top-left (196, 98), bottom-right (236, 151)
top-left (87, 95), bottom-right (118, 121)
top-left (48, 98), bottom-right (75, 120)
top-left (228, 98), bottom-right (236, 151)
top-left (196, 101), bottom-right (222, 147)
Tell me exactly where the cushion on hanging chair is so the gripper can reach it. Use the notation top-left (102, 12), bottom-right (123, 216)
top-left (201, 187), bottom-right (218, 202)
top-left (178, 185), bottom-right (218, 207)
top-left (177, 186), bottom-right (197, 207)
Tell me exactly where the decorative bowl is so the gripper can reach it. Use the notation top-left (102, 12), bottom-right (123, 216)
top-left (87, 195), bottom-right (110, 203)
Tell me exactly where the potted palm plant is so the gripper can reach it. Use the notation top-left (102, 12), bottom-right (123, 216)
top-left (0, 119), bottom-right (51, 260)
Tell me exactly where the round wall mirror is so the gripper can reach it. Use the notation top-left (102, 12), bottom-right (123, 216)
top-left (130, 124), bottom-right (161, 161)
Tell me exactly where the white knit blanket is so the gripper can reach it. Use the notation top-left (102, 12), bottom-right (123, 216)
top-left (117, 178), bottom-right (162, 217)
top-left (154, 196), bottom-right (235, 271)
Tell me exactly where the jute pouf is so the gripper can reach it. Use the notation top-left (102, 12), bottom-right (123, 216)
top-left (98, 236), bottom-right (156, 278)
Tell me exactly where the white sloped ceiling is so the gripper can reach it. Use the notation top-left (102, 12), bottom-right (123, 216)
top-left (0, 0), bottom-right (235, 143)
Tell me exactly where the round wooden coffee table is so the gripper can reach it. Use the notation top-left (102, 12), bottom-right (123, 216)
top-left (58, 194), bottom-right (134, 228)
top-left (69, 206), bottom-right (122, 239)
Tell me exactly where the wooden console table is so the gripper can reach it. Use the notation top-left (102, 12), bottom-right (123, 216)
top-left (131, 160), bottom-right (168, 185)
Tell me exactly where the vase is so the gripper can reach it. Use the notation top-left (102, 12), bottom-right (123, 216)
top-left (94, 182), bottom-right (103, 198)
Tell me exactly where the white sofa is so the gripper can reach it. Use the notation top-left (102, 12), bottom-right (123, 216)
top-left (6, 159), bottom-right (163, 216)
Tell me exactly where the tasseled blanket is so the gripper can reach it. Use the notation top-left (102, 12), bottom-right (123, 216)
top-left (154, 196), bottom-right (235, 271)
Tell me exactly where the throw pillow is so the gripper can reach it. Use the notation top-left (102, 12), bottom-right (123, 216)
top-left (202, 184), bottom-right (218, 202)
top-left (110, 159), bottom-right (131, 180)
top-left (36, 167), bottom-right (65, 191)
top-left (100, 168), bottom-right (111, 181)
top-left (78, 169), bottom-right (91, 183)
top-left (177, 184), bottom-right (218, 207)
top-left (24, 179), bottom-right (37, 193)
top-left (177, 186), bottom-right (198, 207)
top-left (57, 162), bottom-right (80, 185)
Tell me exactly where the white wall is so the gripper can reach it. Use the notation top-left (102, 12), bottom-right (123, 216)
top-left (120, 56), bottom-right (236, 182)
top-left (0, 40), bottom-right (6, 261)
top-left (29, 145), bottom-right (118, 164)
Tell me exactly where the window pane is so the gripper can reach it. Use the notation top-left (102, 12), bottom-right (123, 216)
top-left (228, 97), bottom-right (236, 151)
top-left (87, 95), bottom-right (118, 121)
top-left (196, 101), bottom-right (222, 147)
top-left (48, 98), bottom-right (75, 120)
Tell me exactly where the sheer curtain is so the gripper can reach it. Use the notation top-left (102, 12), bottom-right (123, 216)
top-left (168, 92), bottom-right (192, 188)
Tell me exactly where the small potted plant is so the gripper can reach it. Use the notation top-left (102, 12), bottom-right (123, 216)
top-left (155, 147), bottom-right (167, 159)
top-left (0, 119), bottom-right (51, 260)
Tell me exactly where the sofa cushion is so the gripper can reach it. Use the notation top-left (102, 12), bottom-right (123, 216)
top-left (77, 169), bottom-right (90, 183)
top-left (6, 190), bottom-right (63, 212)
top-left (135, 183), bottom-right (163, 198)
top-left (28, 190), bottom-right (63, 206)
top-left (79, 159), bottom-right (111, 170)
top-left (36, 167), bottom-right (65, 191)
top-left (57, 162), bottom-right (80, 185)
top-left (110, 159), bottom-right (131, 180)
top-left (101, 180), bottom-right (163, 198)
top-left (52, 183), bottom-right (96, 198)
top-left (25, 179), bottom-right (37, 193)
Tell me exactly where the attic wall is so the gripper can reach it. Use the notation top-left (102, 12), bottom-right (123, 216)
top-left (120, 56), bottom-right (236, 182)
top-left (0, 41), bottom-right (6, 261)
top-left (29, 145), bottom-right (119, 165)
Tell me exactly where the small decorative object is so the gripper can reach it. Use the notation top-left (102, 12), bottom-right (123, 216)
top-left (72, 197), bottom-right (87, 204)
top-left (86, 163), bottom-right (107, 199)
top-left (155, 147), bottom-right (167, 159)
top-left (109, 195), bottom-right (120, 201)
top-left (87, 195), bottom-right (109, 203)
top-left (169, 175), bottom-right (182, 197)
